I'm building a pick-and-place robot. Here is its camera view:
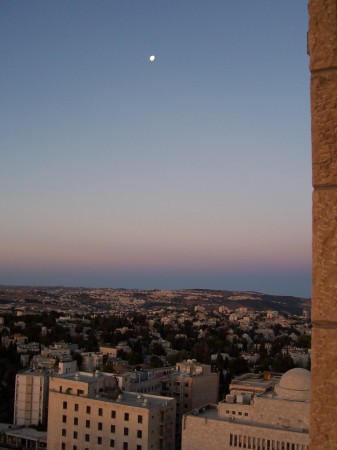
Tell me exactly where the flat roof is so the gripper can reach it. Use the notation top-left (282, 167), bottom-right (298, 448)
top-left (4, 427), bottom-right (47, 442)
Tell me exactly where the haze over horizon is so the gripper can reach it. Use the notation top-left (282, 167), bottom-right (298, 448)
top-left (0, 1), bottom-right (311, 297)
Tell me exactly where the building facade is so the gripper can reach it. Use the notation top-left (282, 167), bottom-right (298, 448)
top-left (47, 371), bottom-right (176, 450)
top-left (162, 361), bottom-right (219, 448)
top-left (181, 368), bottom-right (310, 450)
top-left (14, 368), bottom-right (50, 426)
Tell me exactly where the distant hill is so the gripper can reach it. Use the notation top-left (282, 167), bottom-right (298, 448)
top-left (0, 285), bottom-right (311, 316)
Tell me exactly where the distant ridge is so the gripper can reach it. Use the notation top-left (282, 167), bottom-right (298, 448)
top-left (0, 285), bottom-right (310, 316)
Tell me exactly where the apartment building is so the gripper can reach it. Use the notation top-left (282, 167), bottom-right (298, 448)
top-left (14, 368), bottom-right (50, 426)
top-left (81, 352), bottom-right (104, 372)
top-left (162, 360), bottom-right (219, 448)
top-left (47, 371), bottom-right (176, 450)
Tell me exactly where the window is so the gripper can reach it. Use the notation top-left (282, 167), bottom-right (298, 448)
top-left (124, 427), bottom-right (129, 436)
top-left (110, 439), bottom-right (115, 448)
top-left (63, 401), bottom-right (67, 410)
top-left (86, 406), bottom-right (91, 414)
top-left (98, 422), bottom-right (103, 431)
top-left (62, 415), bottom-right (67, 423)
top-left (86, 420), bottom-right (90, 428)
top-left (85, 434), bottom-right (90, 442)
top-left (98, 407), bottom-right (103, 416)
top-left (138, 415), bottom-right (143, 424)
top-left (111, 425), bottom-right (115, 433)
top-left (73, 446), bottom-right (77, 450)
top-left (137, 446), bottom-right (142, 450)
top-left (111, 410), bottom-right (116, 419)
top-left (97, 437), bottom-right (102, 445)
top-left (74, 404), bottom-right (79, 412)
top-left (61, 444), bottom-right (65, 450)
top-left (124, 412), bottom-right (129, 421)
top-left (137, 430), bottom-right (142, 439)
top-left (74, 418), bottom-right (78, 426)
top-left (77, 389), bottom-right (84, 395)
top-left (73, 431), bottom-right (78, 439)
top-left (123, 443), bottom-right (128, 450)
top-left (62, 429), bottom-right (66, 437)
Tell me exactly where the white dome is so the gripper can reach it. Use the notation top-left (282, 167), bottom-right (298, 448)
top-left (275, 368), bottom-right (311, 401)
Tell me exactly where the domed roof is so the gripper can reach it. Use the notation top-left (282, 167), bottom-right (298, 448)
top-left (274, 368), bottom-right (311, 401)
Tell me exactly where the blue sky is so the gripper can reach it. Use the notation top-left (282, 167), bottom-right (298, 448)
top-left (0, 1), bottom-right (311, 296)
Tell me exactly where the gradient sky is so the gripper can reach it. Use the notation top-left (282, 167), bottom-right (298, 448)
top-left (0, 1), bottom-right (311, 296)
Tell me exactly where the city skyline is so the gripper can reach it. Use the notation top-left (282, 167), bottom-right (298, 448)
top-left (0, 1), bottom-right (311, 297)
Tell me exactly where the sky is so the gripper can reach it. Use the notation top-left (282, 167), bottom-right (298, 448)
top-left (0, 1), bottom-right (311, 297)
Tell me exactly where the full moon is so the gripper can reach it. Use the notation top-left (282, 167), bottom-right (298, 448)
top-left (149, 55), bottom-right (156, 62)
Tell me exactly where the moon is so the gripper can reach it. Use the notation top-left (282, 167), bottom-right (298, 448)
top-left (149, 55), bottom-right (156, 62)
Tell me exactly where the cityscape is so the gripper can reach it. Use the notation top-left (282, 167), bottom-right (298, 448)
top-left (1, 0), bottom-right (336, 448)
top-left (0, 285), bottom-right (311, 449)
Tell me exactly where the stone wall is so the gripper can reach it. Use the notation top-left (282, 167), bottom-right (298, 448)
top-left (309, 0), bottom-right (337, 448)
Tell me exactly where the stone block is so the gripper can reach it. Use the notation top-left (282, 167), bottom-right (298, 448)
top-left (310, 326), bottom-right (337, 450)
top-left (311, 71), bottom-right (337, 186)
top-left (309, 0), bottom-right (337, 71)
top-left (312, 189), bottom-right (337, 322)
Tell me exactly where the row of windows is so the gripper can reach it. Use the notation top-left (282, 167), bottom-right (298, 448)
top-left (229, 434), bottom-right (309, 450)
top-left (62, 428), bottom-right (143, 439)
top-left (136, 383), bottom-right (160, 394)
top-left (62, 419), bottom-right (142, 438)
top-left (62, 403), bottom-right (142, 423)
top-left (225, 410), bottom-right (249, 417)
top-left (61, 442), bottom-right (142, 450)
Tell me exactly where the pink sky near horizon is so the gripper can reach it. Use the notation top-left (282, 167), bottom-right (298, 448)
top-left (0, 1), bottom-right (311, 296)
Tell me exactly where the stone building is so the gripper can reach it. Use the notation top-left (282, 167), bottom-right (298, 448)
top-left (81, 352), bottom-right (104, 372)
top-left (14, 368), bottom-right (50, 426)
top-left (47, 371), bottom-right (176, 450)
top-left (162, 360), bottom-right (219, 448)
top-left (181, 368), bottom-right (310, 450)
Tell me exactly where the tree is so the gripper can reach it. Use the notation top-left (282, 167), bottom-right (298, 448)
top-left (150, 342), bottom-right (166, 356)
top-left (229, 357), bottom-right (249, 376)
top-left (215, 353), bottom-right (225, 372)
top-left (102, 360), bottom-right (115, 373)
top-left (296, 334), bottom-right (311, 349)
top-left (127, 351), bottom-right (143, 366)
top-left (271, 353), bottom-right (294, 373)
top-left (150, 356), bottom-right (163, 368)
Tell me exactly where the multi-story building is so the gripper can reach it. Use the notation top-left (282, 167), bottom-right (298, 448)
top-left (14, 368), bottom-right (50, 426)
top-left (99, 345), bottom-right (118, 358)
top-left (162, 360), bottom-right (219, 448)
top-left (41, 342), bottom-right (72, 359)
top-left (47, 371), bottom-right (176, 450)
top-left (81, 352), bottom-right (104, 372)
top-left (181, 368), bottom-right (310, 450)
